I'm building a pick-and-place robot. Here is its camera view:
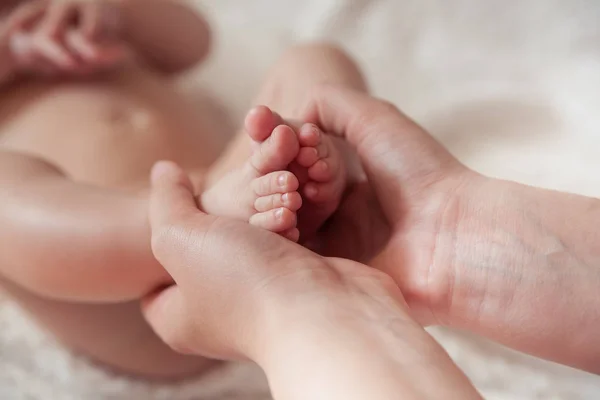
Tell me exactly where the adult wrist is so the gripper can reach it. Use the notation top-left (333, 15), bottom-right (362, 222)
top-left (440, 175), bottom-right (600, 371)
top-left (259, 265), bottom-right (427, 362)
top-left (439, 176), bottom-right (527, 329)
top-left (255, 282), bottom-right (481, 400)
top-left (255, 287), bottom-right (417, 398)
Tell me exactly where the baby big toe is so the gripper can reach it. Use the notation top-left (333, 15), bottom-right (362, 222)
top-left (244, 105), bottom-right (281, 142)
top-left (250, 125), bottom-right (299, 174)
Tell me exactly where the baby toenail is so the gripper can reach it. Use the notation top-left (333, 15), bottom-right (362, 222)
top-left (278, 174), bottom-right (287, 186)
top-left (282, 193), bottom-right (289, 202)
top-left (275, 208), bottom-right (284, 219)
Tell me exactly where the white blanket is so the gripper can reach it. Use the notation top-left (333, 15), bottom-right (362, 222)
top-left (2, 0), bottom-right (600, 398)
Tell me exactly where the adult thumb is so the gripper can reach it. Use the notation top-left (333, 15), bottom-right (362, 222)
top-left (303, 85), bottom-right (459, 212)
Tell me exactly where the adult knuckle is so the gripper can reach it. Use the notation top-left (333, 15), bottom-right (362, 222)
top-left (355, 99), bottom-right (402, 134)
top-left (150, 224), bottom-right (180, 256)
top-left (310, 82), bottom-right (335, 100)
top-left (374, 98), bottom-right (400, 115)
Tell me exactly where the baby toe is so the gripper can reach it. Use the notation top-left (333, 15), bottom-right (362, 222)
top-left (244, 105), bottom-right (279, 142)
top-left (255, 192), bottom-right (302, 213)
top-left (298, 123), bottom-right (322, 147)
top-left (252, 171), bottom-right (299, 196)
top-left (307, 159), bottom-right (334, 182)
top-left (303, 181), bottom-right (342, 204)
top-left (296, 147), bottom-right (319, 167)
top-left (250, 125), bottom-right (300, 174)
top-left (249, 207), bottom-right (297, 232)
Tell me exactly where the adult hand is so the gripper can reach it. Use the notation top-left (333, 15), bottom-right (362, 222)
top-left (300, 85), bottom-right (600, 373)
top-left (141, 160), bottom-right (401, 360)
top-left (141, 160), bottom-right (482, 400)
top-left (300, 85), bottom-right (479, 324)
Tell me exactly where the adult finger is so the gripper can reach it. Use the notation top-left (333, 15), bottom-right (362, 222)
top-left (149, 160), bottom-right (200, 232)
top-left (140, 285), bottom-right (195, 355)
top-left (148, 161), bottom-right (214, 284)
top-left (301, 85), bottom-right (460, 202)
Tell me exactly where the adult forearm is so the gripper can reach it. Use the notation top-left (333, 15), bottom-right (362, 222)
top-left (448, 177), bottom-right (600, 372)
top-left (259, 291), bottom-right (481, 400)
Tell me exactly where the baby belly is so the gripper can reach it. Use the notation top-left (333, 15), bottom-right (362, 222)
top-left (0, 69), bottom-right (228, 377)
top-left (0, 69), bottom-right (228, 188)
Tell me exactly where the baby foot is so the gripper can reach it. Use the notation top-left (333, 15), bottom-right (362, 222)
top-left (201, 116), bottom-right (302, 241)
top-left (293, 122), bottom-right (348, 239)
top-left (245, 106), bottom-right (348, 241)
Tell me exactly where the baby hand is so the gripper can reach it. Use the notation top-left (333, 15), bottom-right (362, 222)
top-left (6, 0), bottom-right (129, 78)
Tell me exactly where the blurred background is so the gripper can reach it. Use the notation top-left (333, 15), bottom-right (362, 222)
top-left (2, 0), bottom-right (600, 398)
